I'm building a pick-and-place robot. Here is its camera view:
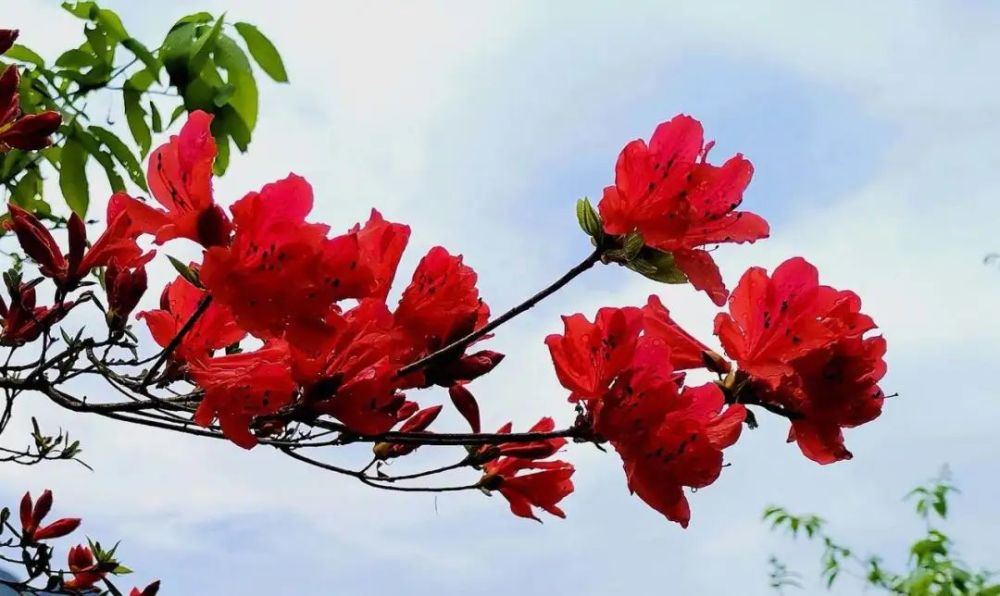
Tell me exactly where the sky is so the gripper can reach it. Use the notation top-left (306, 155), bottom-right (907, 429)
top-left (2, 1), bottom-right (1000, 594)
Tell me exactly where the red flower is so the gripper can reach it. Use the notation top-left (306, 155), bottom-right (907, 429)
top-left (137, 274), bottom-right (245, 365)
top-left (481, 419), bottom-right (574, 521)
top-left (350, 209), bottom-right (411, 301)
top-left (201, 176), bottom-right (401, 337)
top-left (620, 383), bottom-right (745, 527)
top-left (19, 490), bottom-right (81, 541)
top-left (291, 300), bottom-right (409, 434)
top-left (714, 257), bottom-right (886, 464)
top-left (396, 247), bottom-right (490, 347)
top-left (547, 302), bottom-right (745, 526)
top-left (713, 257), bottom-right (877, 388)
top-left (0, 277), bottom-right (72, 347)
top-left (0, 65), bottom-right (61, 152)
top-left (598, 114), bottom-right (769, 305)
top-left (8, 195), bottom-right (147, 292)
top-left (63, 544), bottom-right (105, 591)
top-left (780, 336), bottom-right (887, 464)
top-left (643, 295), bottom-right (727, 372)
top-left (394, 247), bottom-right (495, 387)
top-left (545, 306), bottom-right (643, 401)
top-left (189, 342), bottom-right (297, 448)
top-left (121, 111), bottom-right (232, 247)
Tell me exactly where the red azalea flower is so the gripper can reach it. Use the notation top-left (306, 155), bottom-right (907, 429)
top-left (396, 247), bottom-right (489, 348)
top-left (598, 114), bottom-right (769, 305)
top-left (547, 302), bottom-right (744, 527)
top-left (713, 257), bottom-right (877, 388)
top-left (779, 335), bottom-right (887, 464)
top-left (620, 383), bottom-right (745, 528)
top-left (291, 300), bottom-right (409, 434)
top-left (0, 277), bottom-right (72, 347)
top-left (350, 209), bottom-right (411, 301)
top-left (201, 175), bottom-right (402, 337)
top-left (19, 490), bottom-right (81, 542)
top-left (481, 418), bottom-right (574, 521)
top-left (63, 544), bottom-right (105, 591)
top-left (544, 306), bottom-right (643, 401)
top-left (0, 65), bottom-right (61, 152)
top-left (121, 111), bottom-right (232, 247)
top-left (8, 194), bottom-right (148, 291)
top-left (643, 295), bottom-right (728, 372)
top-left (714, 257), bottom-right (886, 464)
top-left (394, 246), bottom-right (495, 387)
top-left (189, 342), bottom-right (297, 448)
top-left (137, 274), bottom-right (245, 366)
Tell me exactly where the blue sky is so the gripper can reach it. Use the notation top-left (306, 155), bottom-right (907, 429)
top-left (3, 1), bottom-right (1000, 594)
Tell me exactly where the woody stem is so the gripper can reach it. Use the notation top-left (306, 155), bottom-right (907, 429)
top-left (397, 247), bottom-right (604, 376)
top-left (140, 295), bottom-right (213, 386)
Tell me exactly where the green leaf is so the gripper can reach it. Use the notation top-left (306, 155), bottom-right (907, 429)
top-left (94, 8), bottom-right (129, 42)
top-left (216, 105), bottom-right (251, 152)
top-left (149, 100), bottom-right (163, 133)
top-left (59, 137), bottom-right (90, 216)
top-left (10, 168), bottom-right (51, 215)
top-left (213, 131), bottom-right (231, 175)
top-left (169, 104), bottom-right (186, 126)
top-left (575, 197), bottom-right (603, 239)
top-left (126, 68), bottom-right (155, 93)
top-left (167, 255), bottom-right (201, 287)
top-left (213, 83), bottom-right (236, 107)
top-left (175, 12), bottom-right (215, 26)
top-left (55, 48), bottom-right (100, 69)
top-left (160, 22), bottom-right (198, 87)
top-left (61, 1), bottom-right (97, 19)
top-left (83, 24), bottom-right (112, 67)
top-left (214, 34), bottom-right (258, 134)
top-left (122, 38), bottom-right (161, 82)
top-left (5, 44), bottom-right (45, 66)
top-left (234, 22), bottom-right (288, 82)
top-left (75, 129), bottom-right (125, 193)
top-left (123, 87), bottom-right (151, 156)
top-left (627, 248), bottom-right (688, 284)
top-left (112, 564), bottom-right (133, 575)
top-left (622, 231), bottom-right (644, 260)
top-left (189, 14), bottom-right (225, 74)
top-left (89, 126), bottom-right (147, 191)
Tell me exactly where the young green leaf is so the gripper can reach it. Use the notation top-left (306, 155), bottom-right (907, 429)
top-left (234, 22), bottom-right (288, 82)
top-left (5, 44), bottom-right (45, 66)
top-left (123, 87), bottom-right (151, 156)
top-left (59, 137), bottom-right (90, 216)
top-left (89, 126), bottom-right (147, 191)
top-left (189, 14), bottom-right (225, 74)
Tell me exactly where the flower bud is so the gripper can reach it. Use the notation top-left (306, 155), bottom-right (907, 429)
top-left (448, 384), bottom-right (480, 433)
top-left (0, 30), bottom-right (18, 55)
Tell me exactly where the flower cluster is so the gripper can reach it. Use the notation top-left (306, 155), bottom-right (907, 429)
top-left (9, 490), bottom-right (158, 594)
top-left (3, 106), bottom-right (888, 532)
